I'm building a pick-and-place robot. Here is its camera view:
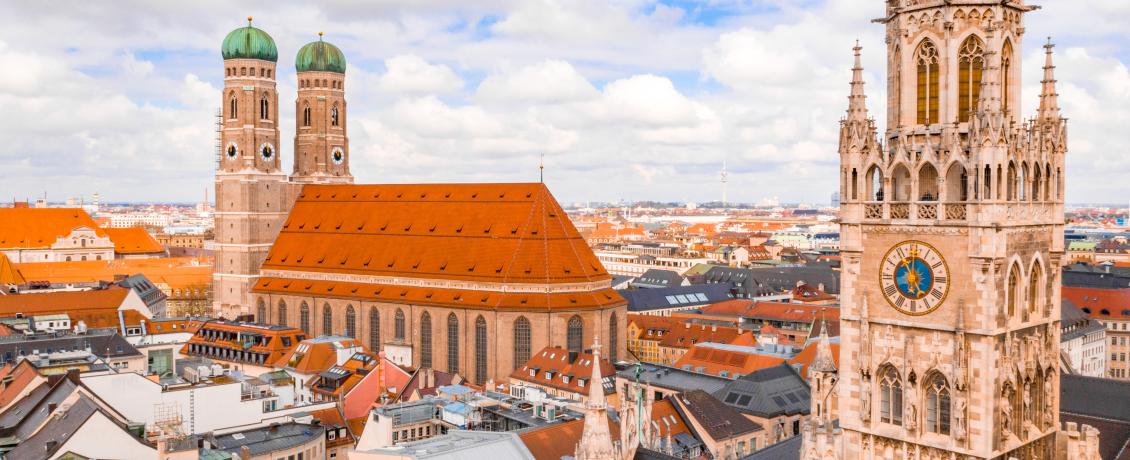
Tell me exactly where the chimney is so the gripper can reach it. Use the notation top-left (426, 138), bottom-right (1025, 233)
top-left (240, 446), bottom-right (252, 460)
top-left (48, 403), bottom-right (57, 413)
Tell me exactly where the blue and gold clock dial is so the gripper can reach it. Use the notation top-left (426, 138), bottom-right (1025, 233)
top-left (880, 240), bottom-right (949, 315)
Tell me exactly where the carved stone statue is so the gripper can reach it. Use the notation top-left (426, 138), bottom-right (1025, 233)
top-left (904, 380), bottom-right (919, 431)
top-left (1043, 376), bottom-right (1055, 426)
top-left (1023, 383), bottom-right (1033, 426)
top-left (953, 393), bottom-right (968, 441)
top-left (860, 375), bottom-right (872, 422)
top-left (1000, 393), bottom-right (1013, 442)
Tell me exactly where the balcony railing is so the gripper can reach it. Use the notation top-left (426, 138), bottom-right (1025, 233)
top-left (860, 201), bottom-right (970, 222)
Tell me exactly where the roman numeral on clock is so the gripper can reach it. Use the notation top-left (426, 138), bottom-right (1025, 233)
top-left (935, 276), bottom-right (947, 284)
top-left (895, 296), bottom-right (905, 308)
top-left (931, 261), bottom-right (943, 269)
top-left (930, 288), bottom-right (943, 299)
top-left (884, 284), bottom-right (898, 297)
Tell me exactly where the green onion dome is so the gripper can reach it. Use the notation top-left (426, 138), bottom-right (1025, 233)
top-left (221, 17), bottom-right (278, 62)
top-left (295, 33), bottom-right (346, 74)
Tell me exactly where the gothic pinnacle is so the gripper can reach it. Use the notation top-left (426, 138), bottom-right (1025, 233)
top-left (847, 40), bottom-right (868, 120)
top-left (1039, 37), bottom-right (1061, 121)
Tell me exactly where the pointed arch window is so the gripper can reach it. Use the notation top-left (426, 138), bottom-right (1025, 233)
top-left (475, 316), bottom-right (488, 384)
top-left (513, 316), bottom-right (531, 370)
top-left (958, 36), bottom-right (985, 123)
top-left (302, 105), bottom-right (311, 127)
top-left (1028, 263), bottom-right (1043, 314)
top-left (277, 300), bottom-right (287, 327)
top-left (567, 316), bottom-right (583, 354)
top-left (345, 305), bottom-right (356, 338)
top-left (421, 312), bottom-right (433, 369)
top-left (1007, 264), bottom-right (1021, 317)
top-left (260, 95), bottom-right (270, 120)
top-left (322, 303), bottom-right (333, 336)
top-left (395, 309), bottom-right (405, 341)
top-left (891, 44), bottom-right (901, 126)
top-left (230, 96), bottom-right (238, 119)
top-left (926, 374), bottom-right (951, 434)
top-left (256, 298), bottom-right (266, 324)
top-left (331, 105), bottom-right (340, 127)
top-left (609, 314), bottom-right (618, 362)
top-left (915, 39), bottom-right (940, 125)
top-left (1002, 40), bottom-right (1014, 115)
top-left (369, 307), bottom-right (381, 350)
top-left (447, 313), bottom-right (459, 374)
top-left (300, 302), bottom-right (310, 334)
top-left (879, 367), bottom-right (903, 425)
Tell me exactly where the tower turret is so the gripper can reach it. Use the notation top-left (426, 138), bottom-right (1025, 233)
top-left (292, 32), bottom-right (352, 184)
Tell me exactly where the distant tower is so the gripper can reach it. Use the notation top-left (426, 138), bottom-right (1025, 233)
top-left (214, 17), bottom-right (289, 319)
top-left (720, 160), bottom-right (729, 208)
top-left (291, 32), bottom-right (352, 185)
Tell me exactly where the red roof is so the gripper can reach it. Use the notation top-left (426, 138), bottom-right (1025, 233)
top-left (672, 344), bottom-right (786, 377)
top-left (0, 208), bottom-right (106, 249)
top-left (1062, 286), bottom-right (1130, 319)
top-left (0, 285), bottom-right (132, 318)
top-left (510, 346), bottom-right (615, 396)
top-left (104, 227), bottom-right (164, 254)
top-left (0, 361), bottom-right (42, 409)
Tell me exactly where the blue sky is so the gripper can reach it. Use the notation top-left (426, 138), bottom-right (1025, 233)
top-left (1, 0), bottom-right (1128, 205)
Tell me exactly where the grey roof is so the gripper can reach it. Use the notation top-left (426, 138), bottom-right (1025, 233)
top-left (671, 390), bottom-right (763, 441)
top-left (360, 430), bottom-right (534, 459)
top-left (632, 269), bottom-right (686, 289)
top-left (373, 397), bottom-right (440, 426)
top-left (615, 363), bottom-right (729, 394)
top-left (634, 448), bottom-right (682, 460)
top-left (699, 267), bottom-right (776, 298)
top-left (738, 433), bottom-right (801, 460)
top-left (619, 284), bottom-right (733, 312)
top-left (212, 423), bottom-right (324, 457)
top-left (745, 266), bottom-right (840, 295)
top-left (0, 331), bottom-right (142, 365)
top-left (1061, 299), bottom-right (1107, 342)
top-left (712, 364), bottom-right (810, 418)
top-left (117, 275), bottom-right (167, 309)
top-left (0, 375), bottom-right (79, 440)
top-left (5, 396), bottom-right (100, 460)
top-left (1061, 374), bottom-right (1130, 422)
top-left (1062, 263), bottom-right (1130, 289)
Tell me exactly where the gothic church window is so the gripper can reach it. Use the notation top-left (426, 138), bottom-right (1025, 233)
top-left (880, 367), bottom-right (903, 425)
top-left (331, 106), bottom-right (339, 127)
top-left (1007, 264), bottom-right (1021, 317)
top-left (346, 305), bottom-right (356, 338)
top-left (475, 316), bottom-right (487, 384)
top-left (958, 36), bottom-right (985, 123)
top-left (926, 374), bottom-right (951, 434)
top-left (447, 313), bottom-right (459, 374)
top-left (260, 96), bottom-right (270, 120)
top-left (303, 106), bottom-right (311, 127)
top-left (278, 300), bottom-right (287, 327)
top-left (421, 312), bottom-right (433, 368)
top-left (609, 313), bottom-right (618, 363)
top-left (370, 307), bottom-right (381, 350)
top-left (1002, 40), bottom-right (1013, 115)
top-left (1028, 263), bottom-right (1042, 314)
top-left (322, 303), bottom-right (333, 336)
top-left (567, 316), bottom-right (583, 354)
top-left (395, 309), bottom-right (405, 340)
top-left (915, 39), bottom-right (940, 124)
top-left (300, 303), bottom-right (310, 334)
top-left (230, 96), bottom-right (238, 119)
top-left (257, 298), bottom-right (266, 324)
top-left (514, 316), bottom-right (531, 370)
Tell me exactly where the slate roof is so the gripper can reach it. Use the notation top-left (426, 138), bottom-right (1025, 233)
top-left (746, 266), bottom-right (840, 295)
top-left (1061, 299), bottom-right (1107, 342)
top-left (1059, 413), bottom-right (1130, 460)
top-left (1062, 264), bottom-right (1130, 289)
top-left (1061, 374), bottom-right (1130, 422)
top-left (620, 284), bottom-right (733, 312)
top-left (712, 363), bottom-right (810, 418)
top-left (699, 266), bottom-right (777, 298)
top-left (738, 433), bottom-right (801, 460)
top-left (211, 422), bottom-right (324, 457)
top-left (632, 269), bottom-right (686, 289)
top-left (615, 363), bottom-right (729, 395)
top-left (4, 395), bottom-right (102, 460)
top-left (0, 374), bottom-right (79, 440)
top-left (0, 332), bottom-right (141, 365)
top-left (671, 389), bottom-right (763, 442)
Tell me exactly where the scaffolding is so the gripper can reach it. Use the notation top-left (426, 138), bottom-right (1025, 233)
top-left (214, 108), bottom-right (223, 170)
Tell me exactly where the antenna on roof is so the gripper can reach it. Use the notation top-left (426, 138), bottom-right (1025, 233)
top-left (539, 153), bottom-right (545, 183)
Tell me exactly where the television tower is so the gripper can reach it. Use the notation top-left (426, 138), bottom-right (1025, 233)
top-left (720, 160), bottom-right (729, 208)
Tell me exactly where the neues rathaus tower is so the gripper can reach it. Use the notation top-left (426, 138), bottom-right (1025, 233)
top-left (802, 1), bottom-right (1103, 459)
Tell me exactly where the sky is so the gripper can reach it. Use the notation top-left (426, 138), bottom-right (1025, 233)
top-left (1, 0), bottom-right (1129, 206)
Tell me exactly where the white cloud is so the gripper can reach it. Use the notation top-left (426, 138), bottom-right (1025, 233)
top-left (378, 55), bottom-right (463, 94)
top-left (475, 60), bottom-right (598, 105)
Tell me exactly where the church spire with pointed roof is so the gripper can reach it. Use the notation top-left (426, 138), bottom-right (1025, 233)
top-left (574, 335), bottom-right (623, 460)
top-left (846, 40), bottom-right (868, 121)
top-left (1039, 37), bottom-right (1061, 121)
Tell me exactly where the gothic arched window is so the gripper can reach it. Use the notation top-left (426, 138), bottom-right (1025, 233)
top-left (369, 307), bottom-right (380, 351)
top-left (277, 300), bottom-right (287, 327)
top-left (1028, 262), bottom-right (1043, 315)
top-left (567, 316), bottom-right (583, 354)
top-left (880, 367), bottom-right (903, 425)
top-left (322, 303), bottom-right (333, 336)
top-left (447, 313), bottom-right (459, 374)
top-left (230, 95), bottom-right (238, 119)
top-left (475, 316), bottom-right (488, 384)
top-left (331, 106), bottom-right (339, 127)
top-left (1007, 263), bottom-right (1022, 318)
top-left (300, 302), bottom-right (310, 334)
top-left (513, 316), bottom-right (531, 370)
top-left (302, 106), bottom-right (311, 127)
top-left (1002, 40), bottom-right (1014, 115)
top-left (915, 39), bottom-right (940, 124)
top-left (609, 313), bottom-right (618, 362)
top-left (260, 95), bottom-right (270, 120)
top-left (957, 35), bottom-right (985, 123)
top-left (926, 374), bottom-right (951, 434)
top-left (256, 298), bottom-right (266, 324)
top-left (395, 309), bottom-right (405, 341)
top-left (345, 305), bottom-right (356, 338)
top-left (420, 312), bottom-right (433, 369)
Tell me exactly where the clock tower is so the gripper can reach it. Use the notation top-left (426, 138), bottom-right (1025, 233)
top-left (214, 18), bottom-right (290, 319)
top-left (801, 1), bottom-right (1095, 459)
top-left (291, 33), bottom-right (352, 185)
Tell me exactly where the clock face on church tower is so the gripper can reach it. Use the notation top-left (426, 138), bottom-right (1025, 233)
top-left (879, 240), bottom-right (950, 315)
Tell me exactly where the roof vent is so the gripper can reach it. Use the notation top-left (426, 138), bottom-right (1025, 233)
top-left (467, 264), bottom-right (475, 272)
top-left (484, 224), bottom-right (493, 234)
top-left (425, 291), bottom-right (434, 299)
top-left (471, 193), bottom-right (478, 198)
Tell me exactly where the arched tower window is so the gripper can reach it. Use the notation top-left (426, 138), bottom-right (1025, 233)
top-left (345, 305), bottom-right (356, 338)
top-left (957, 36), bottom-right (985, 123)
top-left (475, 316), bottom-right (488, 384)
top-left (1007, 162), bottom-right (1018, 200)
top-left (891, 44), bottom-right (901, 126)
top-left (892, 165), bottom-right (912, 201)
top-left (1007, 263), bottom-right (1021, 317)
top-left (447, 314), bottom-right (459, 374)
top-left (850, 169), bottom-right (859, 201)
top-left (945, 163), bottom-right (968, 201)
top-left (256, 299), bottom-right (266, 324)
top-left (915, 39), bottom-right (940, 125)
top-left (567, 316), bottom-right (583, 354)
top-left (1032, 166), bottom-right (1043, 202)
top-left (926, 374), bottom-right (951, 434)
top-left (868, 166), bottom-right (884, 201)
top-left (369, 307), bottom-right (381, 350)
top-left (420, 312), bottom-right (433, 369)
top-left (395, 309), bottom-right (406, 341)
top-left (879, 366), bottom-right (903, 425)
top-left (513, 316), bottom-right (531, 370)
top-left (609, 313), bottom-right (618, 363)
top-left (1002, 40), bottom-right (1014, 116)
top-left (277, 300), bottom-right (287, 327)
top-left (918, 163), bottom-right (939, 201)
top-left (303, 105), bottom-right (311, 127)
top-left (230, 95), bottom-right (238, 119)
top-left (260, 95), bottom-right (270, 120)
top-left (1029, 262), bottom-right (1043, 315)
top-left (300, 302), bottom-right (310, 334)
top-left (331, 106), bottom-right (340, 127)
top-left (1019, 163), bottom-right (1028, 201)
top-left (322, 303), bottom-right (333, 336)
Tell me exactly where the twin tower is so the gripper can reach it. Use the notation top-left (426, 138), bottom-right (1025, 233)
top-left (214, 18), bottom-right (354, 318)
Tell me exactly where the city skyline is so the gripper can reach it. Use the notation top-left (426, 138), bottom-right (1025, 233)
top-left (2, 0), bottom-right (1130, 204)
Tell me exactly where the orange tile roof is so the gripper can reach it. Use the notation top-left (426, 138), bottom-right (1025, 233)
top-left (254, 278), bottom-right (622, 312)
top-left (791, 284), bottom-right (836, 303)
top-left (15, 257), bottom-right (212, 289)
top-left (181, 320), bottom-right (305, 365)
top-left (672, 344), bottom-right (786, 377)
top-left (510, 346), bottom-right (615, 396)
top-left (1062, 286), bottom-right (1130, 320)
top-left (0, 360), bottom-right (42, 409)
top-left (698, 299), bottom-right (756, 317)
top-left (657, 324), bottom-right (752, 350)
top-left (277, 337), bottom-right (364, 374)
top-left (260, 183), bottom-right (612, 286)
top-left (628, 314), bottom-right (681, 341)
top-left (0, 285), bottom-right (131, 316)
top-left (0, 208), bottom-right (106, 249)
top-left (0, 253), bottom-right (25, 285)
top-left (519, 416), bottom-right (621, 460)
top-left (789, 340), bottom-right (841, 376)
top-left (744, 302), bottom-right (839, 323)
top-left (104, 227), bottom-right (164, 254)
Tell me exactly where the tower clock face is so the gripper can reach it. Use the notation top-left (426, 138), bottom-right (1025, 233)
top-left (260, 143), bottom-right (275, 162)
top-left (331, 147), bottom-right (345, 165)
top-left (226, 142), bottom-right (238, 159)
top-left (880, 240), bottom-right (950, 315)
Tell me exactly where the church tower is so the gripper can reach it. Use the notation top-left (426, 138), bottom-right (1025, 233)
top-left (824, 0), bottom-right (1085, 458)
top-left (214, 18), bottom-right (290, 319)
top-left (291, 33), bottom-right (352, 185)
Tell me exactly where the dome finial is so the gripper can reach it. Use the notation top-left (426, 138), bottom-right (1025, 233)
top-left (319, 31), bottom-right (324, 40)
top-left (247, 16), bottom-right (253, 26)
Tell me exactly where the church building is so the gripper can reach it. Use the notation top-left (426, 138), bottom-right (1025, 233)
top-left (801, 1), bottom-right (1102, 459)
top-left (212, 19), bottom-right (627, 384)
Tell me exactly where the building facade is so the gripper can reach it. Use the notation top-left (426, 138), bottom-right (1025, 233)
top-left (803, 1), bottom-right (1101, 459)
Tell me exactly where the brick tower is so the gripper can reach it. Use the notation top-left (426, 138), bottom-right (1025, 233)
top-left (291, 32), bottom-right (352, 185)
top-left (213, 17), bottom-right (290, 319)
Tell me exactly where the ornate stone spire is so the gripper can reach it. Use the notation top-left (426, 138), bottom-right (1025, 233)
top-left (574, 336), bottom-right (623, 460)
top-left (976, 27), bottom-right (1004, 116)
top-left (1039, 37), bottom-right (1061, 121)
top-left (811, 318), bottom-right (837, 374)
top-left (846, 40), bottom-right (869, 121)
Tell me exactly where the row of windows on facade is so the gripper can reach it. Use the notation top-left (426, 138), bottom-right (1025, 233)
top-left (256, 299), bottom-right (618, 384)
top-left (902, 35), bottom-right (1014, 125)
top-left (851, 160), bottom-right (1062, 203)
top-left (226, 66), bottom-right (273, 79)
top-left (301, 106), bottom-right (339, 127)
top-left (300, 79), bottom-right (342, 90)
top-left (226, 96), bottom-right (340, 128)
